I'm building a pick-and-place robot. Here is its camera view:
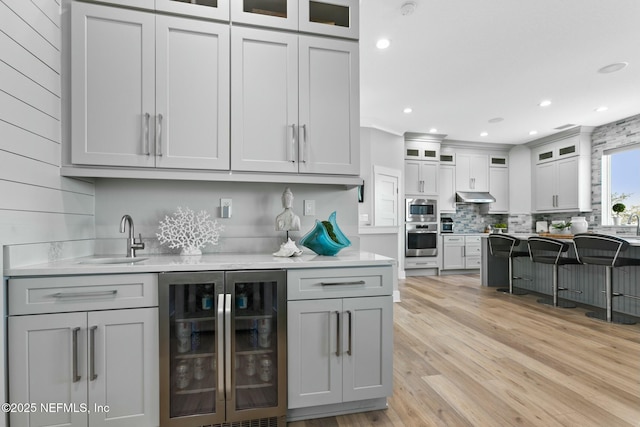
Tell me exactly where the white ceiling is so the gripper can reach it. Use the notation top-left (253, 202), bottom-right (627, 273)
top-left (359, 0), bottom-right (640, 144)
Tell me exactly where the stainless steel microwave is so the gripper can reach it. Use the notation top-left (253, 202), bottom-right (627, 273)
top-left (405, 198), bottom-right (437, 223)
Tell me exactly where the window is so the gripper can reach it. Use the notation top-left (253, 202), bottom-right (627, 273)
top-left (602, 145), bottom-right (640, 225)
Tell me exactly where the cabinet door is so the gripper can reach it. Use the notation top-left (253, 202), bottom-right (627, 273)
top-left (71, 2), bottom-right (156, 168)
top-left (535, 162), bottom-right (557, 211)
top-left (156, 0), bottom-right (230, 20)
top-left (155, 16), bottom-right (230, 170)
top-left (420, 162), bottom-right (438, 194)
top-left (405, 160), bottom-right (422, 194)
top-left (299, 0), bottom-right (359, 39)
top-left (556, 157), bottom-right (579, 210)
top-left (442, 238), bottom-right (465, 270)
top-left (299, 36), bottom-right (359, 175)
top-left (342, 296), bottom-right (393, 402)
top-left (489, 167), bottom-right (509, 213)
top-left (287, 299), bottom-right (342, 408)
top-left (438, 164), bottom-right (456, 212)
top-left (456, 154), bottom-right (489, 191)
top-left (88, 308), bottom-right (159, 427)
top-left (230, 0), bottom-right (298, 31)
top-left (231, 27), bottom-right (299, 173)
top-left (9, 313), bottom-right (88, 427)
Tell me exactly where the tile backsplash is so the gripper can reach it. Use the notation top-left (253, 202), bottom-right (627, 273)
top-left (440, 204), bottom-right (507, 233)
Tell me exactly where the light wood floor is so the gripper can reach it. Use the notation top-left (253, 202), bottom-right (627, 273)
top-left (288, 274), bottom-right (640, 427)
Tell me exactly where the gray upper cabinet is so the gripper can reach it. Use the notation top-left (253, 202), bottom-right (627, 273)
top-left (231, 27), bottom-right (359, 176)
top-left (455, 153), bottom-right (489, 192)
top-left (71, 2), bottom-right (230, 170)
top-left (231, 0), bottom-right (359, 39)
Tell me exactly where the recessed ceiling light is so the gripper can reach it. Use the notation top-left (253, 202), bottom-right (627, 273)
top-left (480, 132), bottom-right (488, 137)
top-left (376, 39), bottom-right (391, 49)
top-left (598, 62), bottom-right (628, 74)
top-left (595, 106), bottom-right (609, 112)
top-left (539, 100), bottom-right (552, 107)
top-left (403, 107), bottom-right (412, 114)
top-left (488, 117), bottom-right (504, 123)
top-left (429, 128), bottom-right (438, 133)
top-left (529, 130), bottom-right (538, 136)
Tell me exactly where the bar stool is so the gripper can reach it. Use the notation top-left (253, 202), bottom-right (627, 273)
top-left (573, 233), bottom-right (640, 324)
top-left (527, 236), bottom-right (581, 308)
top-left (488, 234), bottom-right (529, 295)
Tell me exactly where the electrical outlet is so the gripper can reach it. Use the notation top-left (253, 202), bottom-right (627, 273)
top-left (589, 215), bottom-right (595, 222)
top-left (304, 200), bottom-right (315, 216)
top-left (220, 198), bottom-right (232, 218)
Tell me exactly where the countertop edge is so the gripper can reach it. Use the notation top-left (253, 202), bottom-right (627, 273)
top-left (4, 251), bottom-right (396, 277)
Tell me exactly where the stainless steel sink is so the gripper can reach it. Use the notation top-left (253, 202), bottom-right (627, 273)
top-left (79, 257), bottom-right (149, 264)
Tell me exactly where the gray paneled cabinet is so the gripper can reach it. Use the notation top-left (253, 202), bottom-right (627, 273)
top-left (71, 2), bottom-right (230, 170)
top-left (455, 153), bottom-right (489, 192)
top-left (7, 274), bottom-right (159, 427)
top-left (286, 267), bottom-right (393, 419)
top-left (231, 27), bottom-right (359, 175)
top-left (442, 235), bottom-right (481, 270)
top-left (85, 0), bottom-right (230, 20)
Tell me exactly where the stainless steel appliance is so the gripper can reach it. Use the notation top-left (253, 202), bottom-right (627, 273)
top-left (406, 223), bottom-right (439, 256)
top-left (441, 217), bottom-right (454, 233)
top-left (405, 198), bottom-right (437, 223)
top-left (159, 270), bottom-right (286, 427)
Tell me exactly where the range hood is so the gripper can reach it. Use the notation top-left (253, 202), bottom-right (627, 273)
top-left (455, 191), bottom-right (496, 203)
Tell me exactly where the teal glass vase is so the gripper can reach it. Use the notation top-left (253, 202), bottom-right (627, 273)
top-left (299, 211), bottom-right (351, 256)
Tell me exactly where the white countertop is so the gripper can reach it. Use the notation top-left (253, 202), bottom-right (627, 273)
top-left (4, 251), bottom-right (395, 277)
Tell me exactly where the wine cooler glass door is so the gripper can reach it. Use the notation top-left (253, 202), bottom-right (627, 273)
top-left (225, 270), bottom-right (287, 422)
top-left (159, 272), bottom-right (225, 427)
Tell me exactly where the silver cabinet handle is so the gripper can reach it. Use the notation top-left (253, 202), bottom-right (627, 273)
top-left (300, 124), bottom-right (307, 163)
top-left (53, 290), bottom-right (117, 299)
top-left (320, 280), bottom-right (365, 286)
top-left (72, 327), bottom-right (81, 383)
top-left (347, 310), bottom-right (352, 356)
top-left (143, 113), bottom-right (151, 155)
top-left (289, 124), bottom-right (296, 163)
top-left (224, 294), bottom-right (232, 396)
top-left (216, 293), bottom-right (225, 401)
top-left (156, 114), bottom-right (163, 157)
top-left (335, 310), bottom-right (341, 357)
top-left (89, 325), bottom-right (98, 381)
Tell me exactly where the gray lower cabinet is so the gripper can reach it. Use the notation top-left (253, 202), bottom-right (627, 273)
top-left (7, 274), bottom-right (159, 427)
top-left (286, 266), bottom-right (393, 420)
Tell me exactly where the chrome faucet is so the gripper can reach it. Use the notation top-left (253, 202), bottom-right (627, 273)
top-left (120, 215), bottom-right (145, 257)
top-left (627, 213), bottom-right (640, 236)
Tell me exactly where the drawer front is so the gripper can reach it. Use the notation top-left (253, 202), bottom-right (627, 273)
top-left (405, 258), bottom-right (439, 269)
top-left (465, 236), bottom-right (482, 244)
top-left (466, 245), bottom-right (482, 255)
top-left (287, 266), bottom-right (392, 300)
top-left (443, 236), bottom-right (464, 244)
top-left (9, 274), bottom-right (158, 315)
top-left (465, 256), bottom-right (482, 268)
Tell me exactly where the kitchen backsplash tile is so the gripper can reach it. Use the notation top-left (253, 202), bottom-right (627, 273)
top-left (441, 204), bottom-right (506, 233)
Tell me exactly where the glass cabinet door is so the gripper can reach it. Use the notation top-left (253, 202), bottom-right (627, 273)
top-left (300, 0), bottom-right (359, 39)
top-left (156, 0), bottom-right (230, 21)
top-left (231, 0), bottom-right (298, 31)
top-left (159, 272), bottom-right (225, 427)
top-left (226, 270), bottom-right (287, 422)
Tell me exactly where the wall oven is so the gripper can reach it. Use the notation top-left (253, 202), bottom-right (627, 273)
top-left (405, 198), bottom-right (437, 223)
top-left (406, 223), bottom-right (438, 257)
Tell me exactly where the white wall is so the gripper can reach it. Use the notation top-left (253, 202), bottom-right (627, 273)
top-left (0, 0), bottom-right (95, 420)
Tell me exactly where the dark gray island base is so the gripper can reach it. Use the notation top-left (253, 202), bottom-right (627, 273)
top-left (480, 235), bottom-right (640, 318)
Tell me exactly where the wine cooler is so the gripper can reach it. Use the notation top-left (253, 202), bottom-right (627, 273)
top-left (159, 270), bottom-right (286, 427)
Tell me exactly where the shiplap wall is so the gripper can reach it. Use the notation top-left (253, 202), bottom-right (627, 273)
top-left (1, 0), bottom-right (95, 417)
top-left (0, 0), bottom-right (94, 246)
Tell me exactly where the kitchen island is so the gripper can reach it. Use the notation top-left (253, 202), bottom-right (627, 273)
top-left (480, 234), bottom-right (640, 318)
top-left (4, 250), bottom-right (394, 426)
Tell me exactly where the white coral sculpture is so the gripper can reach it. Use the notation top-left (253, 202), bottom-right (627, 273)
top-left (156, 207), bottom-right (224, 255)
